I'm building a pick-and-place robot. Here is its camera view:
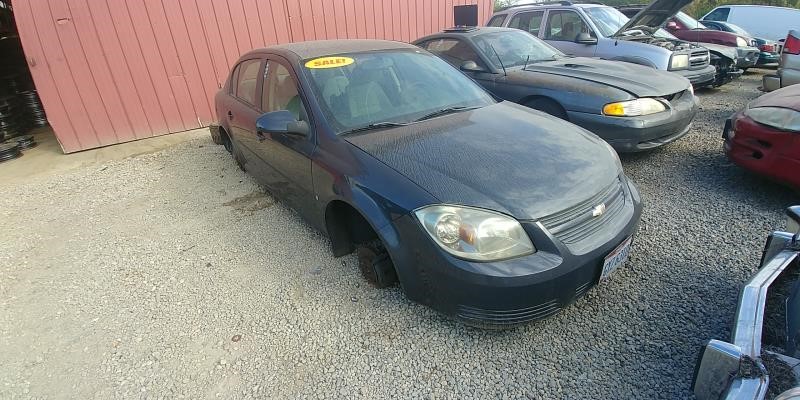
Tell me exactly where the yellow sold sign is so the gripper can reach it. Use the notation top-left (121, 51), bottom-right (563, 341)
top-left (305, 56), bottom-right (354, 69)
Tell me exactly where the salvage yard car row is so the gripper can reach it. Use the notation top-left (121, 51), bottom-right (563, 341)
top-left (208, 2), bottom-right (800, 398)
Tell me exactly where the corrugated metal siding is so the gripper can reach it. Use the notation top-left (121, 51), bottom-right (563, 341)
top-left (13, 0), bottom-right (493, 153)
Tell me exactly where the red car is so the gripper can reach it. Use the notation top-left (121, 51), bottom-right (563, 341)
top-left (723, 84), bottom-right (800, 188)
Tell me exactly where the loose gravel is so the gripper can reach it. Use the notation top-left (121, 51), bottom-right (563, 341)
top-left (1, 70), bottom-right (798, 399)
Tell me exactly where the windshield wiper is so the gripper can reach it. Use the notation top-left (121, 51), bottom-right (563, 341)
top-left (340, 122), bottom-right (408, 136)
top-left (414, 106), bottom-right (479, 122)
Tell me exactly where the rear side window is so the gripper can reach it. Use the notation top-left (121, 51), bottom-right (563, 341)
top-left (234, 59), bottom-right (262, 106)
top-left (704, 7), bottom-right (730, 22)
top-left (545, 10), bottom-right (590, 41)
top-left (508, 11), bottom-right (545, 35)
top-left (487, 14), bottom-right (506, 27)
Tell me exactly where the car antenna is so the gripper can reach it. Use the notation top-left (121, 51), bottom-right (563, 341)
top-left (489, 44), bottom-right (507, 76)
top-left (523, 55), bottom-right (530, 71)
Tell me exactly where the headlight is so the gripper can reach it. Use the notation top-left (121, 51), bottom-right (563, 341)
top-left (743, 107), bottom-right (800, 131)
top-left (414, 205), bottom-right (535, 261)
top-left (603, 98), bottom-right (666, 117)
top-left (736, 37), bottom-right (748, 47)
top-left (687, 84), bottom-right (694, 96)
top-left (670, 54), bottom-right (689, 70)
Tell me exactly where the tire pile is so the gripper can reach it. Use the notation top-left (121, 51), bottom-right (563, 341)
top-left (0, 73), bottom-right (44, 163)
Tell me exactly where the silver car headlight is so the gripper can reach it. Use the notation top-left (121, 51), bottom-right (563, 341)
top-left (414, 205), bottom-right (535, 262)
top-left (743, 107), bottom-right (800, 131)
top-left (603, 98), bottom-right (666, 117)
top-left (670, 54), bottom-right (689, 70)
top-left (736, 36), bottom-right (748, 47)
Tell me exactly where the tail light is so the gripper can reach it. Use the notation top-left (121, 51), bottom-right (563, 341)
top-left (760, 44), bottom-right (775, 52)
top-left (785, 33), bottom-right (800, 55)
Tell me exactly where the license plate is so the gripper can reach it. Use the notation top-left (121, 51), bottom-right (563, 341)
top-left (600, 237), bottom-right (632, 281)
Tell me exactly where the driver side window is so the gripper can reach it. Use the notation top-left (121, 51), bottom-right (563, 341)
top-left (545, 10), bottom-right (592, 42)
top-left (423, 39), bottom-right (487, 70)
top-left (261, 61), bottom-right (307, 121)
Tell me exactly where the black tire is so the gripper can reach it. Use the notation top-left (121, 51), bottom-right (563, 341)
top-left (357, 240), bottom-right (397, 288)
top-left (220, 128), bottom-right (233, 154)
top-left (524, 98), bottom-right (567, 120)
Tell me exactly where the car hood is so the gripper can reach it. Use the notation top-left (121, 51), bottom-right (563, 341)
top-left (614, 0), bottom-right (692, 37)
top-left (344, 102), bottom-right (620, 220)
top-left (699, 43), bottom-right (737, 60)
top-left (749, 84), bottom-right (800, 111)
top-left (516, 57), bottom-right (688, 96)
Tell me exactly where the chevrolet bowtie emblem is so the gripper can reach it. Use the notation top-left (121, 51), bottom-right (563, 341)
top-left (592, 203), bottom-right (606, 217)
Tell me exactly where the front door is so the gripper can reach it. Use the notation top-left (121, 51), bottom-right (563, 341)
top-left (542, 10), bottom-right (597, 56)
top-left (253, 58), bottom-right (316, 217)
top-left (420, 38), bottom-right (499, 93)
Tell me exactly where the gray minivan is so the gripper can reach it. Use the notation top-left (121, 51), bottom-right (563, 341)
top-left (488, 1), bottom-right (717, 87)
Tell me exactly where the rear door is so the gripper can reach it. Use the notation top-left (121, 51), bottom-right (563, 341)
top-left (542, 9), bottom-right (597, 56)
top-left (227, 58), bottom-right (268, 177)
top-left (507, 10), bottom-right (545, 37)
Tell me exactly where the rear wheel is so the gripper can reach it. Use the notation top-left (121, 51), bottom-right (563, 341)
top-left (356, 240), bottom-right (397, 288)
top-left (524, 98), bottom-right (567, 120)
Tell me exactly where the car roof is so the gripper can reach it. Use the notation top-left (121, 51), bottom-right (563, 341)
top-left (242, 39), bottom-right (417, 60)
top-left (418, 26), bottom-right (519, 40)
top-left (495, 1), bottom-right (608, 13)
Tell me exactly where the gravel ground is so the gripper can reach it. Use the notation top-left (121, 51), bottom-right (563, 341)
top-left (1, 70), bottom-right (798, 399)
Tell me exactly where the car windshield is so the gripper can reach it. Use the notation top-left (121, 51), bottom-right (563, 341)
top-left (583, 6), bottom-right (675, 39)
top-left (675, 11), bottom-right (707, 29)
top-left (302, 50), bottom-right (494, 134)
top-left (473, 30), bottom-right (564, 68)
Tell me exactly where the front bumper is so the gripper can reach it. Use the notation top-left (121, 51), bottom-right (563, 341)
top-left (382, 177), bottom-right (643, 328)
top-left (736, 47), bottom-right (761, 68)
top-left (675, 65), bottom-right (717, 87)
top-left (756, 52), bottom-right (780, 66)
top-left (693, 230), bottom-right (800, 400)
top-left (723, 113), bottom-right (800, 188)
top-left (566, 90), bottom-right (699, 153)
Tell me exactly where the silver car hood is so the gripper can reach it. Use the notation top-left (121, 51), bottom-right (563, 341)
top-left (613, 0), bottom-right (692, 37)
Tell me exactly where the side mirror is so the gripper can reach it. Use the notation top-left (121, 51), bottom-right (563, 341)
top-left (666, 20), bottom-right (680, 31)
top-left (692, 340), bottom-right (745, 400)
top-left (460, 60), bottom-right (486, 73)
top-left (575, 32), bottom-right (598, 45)
top-left (256, 110), bottom-right (309, 136)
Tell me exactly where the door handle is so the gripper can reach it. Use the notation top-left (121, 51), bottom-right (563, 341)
top-left (227, 111), bottom-right (233, 120)
top-left (256, 131), bottom-right (266, 142)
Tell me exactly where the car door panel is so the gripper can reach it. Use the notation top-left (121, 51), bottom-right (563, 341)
top-left (228, 58), bottom-right (270, 182)
top-left (253, 57), bottom-right (317, 219)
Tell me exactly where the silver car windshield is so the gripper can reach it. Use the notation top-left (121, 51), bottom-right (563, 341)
top-left (473, 30), bottom-right (564, 68)
top-left (583, 6), bottom-right (675, 39)
top-left (302, 50), bottom-right (494, 134)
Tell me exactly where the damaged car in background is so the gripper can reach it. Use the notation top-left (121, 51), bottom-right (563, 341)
top-left (415, 27), bottom-right (698, 152)
top-left (694, 206), bottom-right (800, 400)
top-left (486, 0), bottom-right (734, 87)
top-left (616, 6), bottom-right (761, 72)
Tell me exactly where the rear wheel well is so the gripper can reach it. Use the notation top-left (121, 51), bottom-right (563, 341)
top-left (218, 126), bottom-right (232, 153)
top-left (325, 200), bottom-right (379, 257)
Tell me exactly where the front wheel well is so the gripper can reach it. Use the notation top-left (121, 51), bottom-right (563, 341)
top-left (519, 95), bottom-right (568, 120)
top-left (325, 200), bottom-right (379, 257)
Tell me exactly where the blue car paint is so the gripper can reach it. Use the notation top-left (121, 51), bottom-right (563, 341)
top-left (214, 41), bottom-right (642, 327)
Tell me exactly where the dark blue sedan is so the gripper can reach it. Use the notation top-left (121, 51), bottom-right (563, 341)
top-left (212, 40), bottom-right (642, 328)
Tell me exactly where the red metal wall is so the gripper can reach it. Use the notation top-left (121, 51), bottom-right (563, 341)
top-left (13, 0), bottom-right (493, 153)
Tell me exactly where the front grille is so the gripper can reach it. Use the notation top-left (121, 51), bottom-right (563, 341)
top-left (457, 300), bottom-right (560, 327)
top-left (662, 90), bottom-right (685, 102)
top-left (539, 178), bottom-right (626, 251)
top-left (689, 50), bottom-right (709, 68)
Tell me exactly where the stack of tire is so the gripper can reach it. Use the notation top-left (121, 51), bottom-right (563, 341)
top-left (0, 73), bottom-right (42, 163)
